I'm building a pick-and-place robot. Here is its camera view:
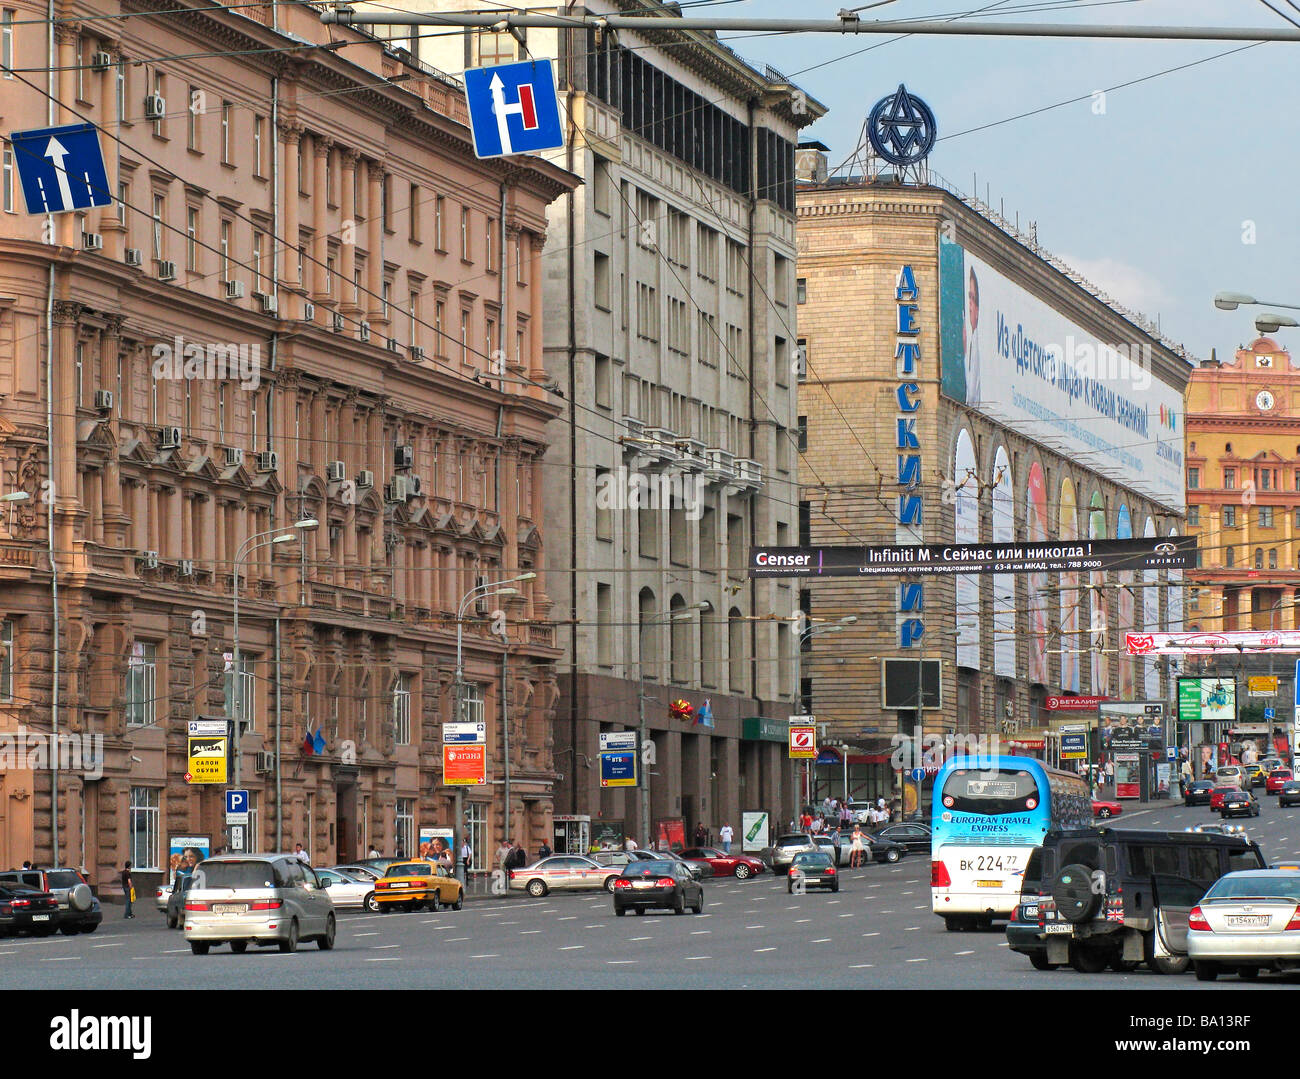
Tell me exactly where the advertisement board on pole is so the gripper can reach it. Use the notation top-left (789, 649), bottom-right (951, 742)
top-left (789, 726), bottom-right (816, 759)
top-left (443, 744), bottom-right (487, 785)
top-left (186, 736), bottom-right (228, 784)
top-left (1177, 677), bottom-right (1237, 722)
top-left (168, 836), bottom-right (211, 884)
top-left (741, 812), bottom-right (770, 853)
top-left (599, 751), bottom-right (638, 788)
top-left (418, 827), bottom-right (454, 862)
top-left (1248, 675), bottom-right (1279, 698)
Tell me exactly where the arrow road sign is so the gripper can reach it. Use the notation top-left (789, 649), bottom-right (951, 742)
top-left (9, 122), bottom-right (112, 215)
top-left (463, 59), bottom-right (563, 159)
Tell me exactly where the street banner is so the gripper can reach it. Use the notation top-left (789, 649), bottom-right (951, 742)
top-left (186, 736), bottom-right (227, 784)
top-left (1046, 695), bottom-right (1109, 711)
top-left (1130, 630), bottom-right (1300, 655)
top-left (443, 744), bottom-right (487, 785)
top-left (749, 536), bottom-right (1193, 578)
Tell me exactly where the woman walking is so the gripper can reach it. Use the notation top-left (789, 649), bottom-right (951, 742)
top-left (849, 825), bottom-right (865, 869)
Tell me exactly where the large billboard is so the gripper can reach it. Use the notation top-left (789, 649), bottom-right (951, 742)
top-left (1177, 677), bottom-right (1236, 722)
top-left (939, 237), bottom-right (1185, 511)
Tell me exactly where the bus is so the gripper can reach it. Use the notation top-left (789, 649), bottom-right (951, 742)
top-left (930, 755), bottom-right (1092, 930)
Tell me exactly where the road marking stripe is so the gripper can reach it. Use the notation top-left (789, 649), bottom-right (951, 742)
top-left (520, 930), bottom-right (541, 934)
top-left (849, 963), bottom-right (874, 968)
top-left (366, 957), bottom-right (403, 962)
top-left (355, 931), bottom-right (379, 936)
top-left (810, 938), bottom-right (831, 943)
top-left (607, 960), bottom-right (637, 965)
top-left (862, 932), bottom-right (880, 937)
top-left (446, 937), bottom-right (470, 942)
top-left (838, 913), bottom-right (854, 918)
top-left (905, 958), bottom-right (927, 963)
top-left (468, 954), bottom-right (499, 958)
top-left (559, 945), bottom-right (584, 951)
top-left (373, 944), bottom-right (400, 949)
top-left (745, 925), bottom-right (765, 929)
top-left (690, 930), bottom-right (711, 935)
top-left (955, 950), bottom-right (974, 955)
top-left (42, 957), bottom-right (77, 962)
top-left (754, 947), bottom-right (776, 953)
top-left (684, 956), bottom-right (711, 960)
top-left (630, 936), bottom-right (653, 941)
top-left (91, 943), bottom-right (125, 949)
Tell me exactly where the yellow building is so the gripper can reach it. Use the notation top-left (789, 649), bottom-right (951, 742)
top-left (1186, 337), bottom-right (1300, 632)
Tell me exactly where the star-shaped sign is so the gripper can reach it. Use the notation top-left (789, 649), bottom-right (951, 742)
top-left (867, 84), bottom-right (937, 167)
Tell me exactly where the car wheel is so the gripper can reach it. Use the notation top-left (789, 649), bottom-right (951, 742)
top-left (673, 894), bottom-right (685, 915)
top-left (734, 863), bottom-right (751, 880)
top-left (832, 882), bottom-right (840, 893)
top-left (636, 907), bottom-right (646, 916)
top-left (364, 893), bottom-right (380, 913)
top-left (943, 917), bottom-right (960, 932)
top-left (231, 941), bottom-right (248, 954)
top-left (190, 942), bottom-right (210, 955)
top-left (452, 893), bottom-right (463, 911)
top-left (166, 911), bottom-right (178, 929)
top-left (429, 893), bottom-right (441, 913)
top-left (615, 907), bottom-right (627, 917)
top-left (1237, 966), bottom-right (1260, 981)
top-left (1069, 945), bottom-right (1110, 974)
top-left (1097, 808), bottom-right (1112, 819)
top-left (1029, 953), bottom-right (1058, 971)
top-left (787, 883), bottom-right (794, 894)
top-left (604, 875), bottom-right (617, 894)
top-left (318, 914), bottom-right (336, 951)
top-left (1144, 931), bottom-right (1190, 975)
top-left (1051, 863), bottom-right (1101, 924)
top-left (692, 892), bottom-right (704, 914)
top-left (279, 919), bottom-right (299, 954)
top-left (527, 879), bottom-right (548, 898)
top-left (1194, 961), bottom-right (1219, 982)
top-left (78, 924), bottom-right (97, 934)
top-left (885, 849), bottom-right (901, 864)
top-left (1110, 955), bottom-right (1139, 972)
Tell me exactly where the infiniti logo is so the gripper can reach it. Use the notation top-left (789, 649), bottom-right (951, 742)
top-left (1154, 542), bottom-right (1177, 555)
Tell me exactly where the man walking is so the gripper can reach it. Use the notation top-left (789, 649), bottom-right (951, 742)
top-left (121, 861), bottom-right (135, 919)
top-left (719, 822), bottom-right (734, 854)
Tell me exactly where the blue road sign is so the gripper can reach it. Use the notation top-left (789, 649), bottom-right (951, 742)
top-left (599, 750), bottom-right (638, 789)
top-left (1266, 707), bottom-right (1276, 721)
top-left (10, 122), bottom-right (112, 215)
top-left (463, 59), bottom-right (563, 159)
top-left (225, 789), bottom-right (248, 816)
top-left (909, 767), bottom-right (926, 782)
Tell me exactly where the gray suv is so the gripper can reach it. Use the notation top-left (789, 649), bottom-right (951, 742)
top-left (769, 834), bottom-right (818, 874)
top-left (183, 854), bottom-right (336, 955)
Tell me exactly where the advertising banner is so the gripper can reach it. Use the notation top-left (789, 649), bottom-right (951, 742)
top-left (749, 536), bottom-right (1194, 578)
top-left (590, 820), bottom-right (626, 853)
top-left (742, 811), bottom-right (770, 853)
top-left (1177, 677), bottom-right (1237, 722)
top-left (1061, 733), bottom-right (1088, 760)
top-left (1117, 505), bottom-right (1135, 700)
top-left (599, 750), bottom-right (638, 788)
top-left (443, 744), bottom-right (487, 785)
top-left (1114, 753), bottom-right (1142, 799)
top-left (1026, 461), bottom-right (1049, 685)
top-left (938, 236), bottom-right (1184, 511)
top-left (168, 836), bottom-right (210, 883)
top-left (1046, 695), bottom-right (1109, 710)
top-left (655, 818), bottom-right (685, 853)
top-left (418, 828), bottom-right (453, 862)
top-left (789, 726), bottom-right (816, 759)
top-left (954, 429), bottom-right (981, 669)
top-left (1059, 477), bottom-right (1080, 694)
top-left (186, 735), bottom-right (227, 784)
top-left (1089, 491), bottom-right (1108, 696)
top-left (1143, 516), bottom-right (1160, 699)
top-left (1133, 630), bottom-right (1300, 655)
top-left (1249, 675), bottom-right (1279, 698)
top-left (992, 446), bottom-right (1016, 677)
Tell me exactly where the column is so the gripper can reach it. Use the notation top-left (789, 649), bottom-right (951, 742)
top-left (100, 318), bottom-right (128, 545)
top-left (312, 137), bottom-right (332, 300)
top-left (366, 161), bottom-right (384, 326)
top-left (51, 302), bottom-right (81, 559)
top-left (339, 150), bottom-right (359, 315)
top-left (98, 39), bottom-right (124, 256)
top-left (309, 390), bottom-right (326, 476)
top-left (55, 26), bottom-right (78, 249)
top-left (282, 122), bottom-right (304, 292)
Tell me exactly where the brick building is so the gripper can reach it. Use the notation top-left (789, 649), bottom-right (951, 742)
top-left (0, 0), bottom-right (574, 885)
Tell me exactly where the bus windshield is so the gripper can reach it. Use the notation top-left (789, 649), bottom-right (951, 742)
top-left (940, 768), bottom-right (1039, 815)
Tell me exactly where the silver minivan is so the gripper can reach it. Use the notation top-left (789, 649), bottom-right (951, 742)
top-left (183, 854), bottom-right (336, 955)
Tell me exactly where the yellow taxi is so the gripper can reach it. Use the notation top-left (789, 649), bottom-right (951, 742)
top-left (371, 860), bottom-right (464, 912)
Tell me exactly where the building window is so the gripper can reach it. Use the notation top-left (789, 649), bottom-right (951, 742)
top-left (408, 182), bottom-right (420, 242)
top-left (1259, 506), bottom-right (1275, 528)
top-left (393, 673), bottom-right (411, 745)
top-left (0, 619), bottom-right (11, 700)
top-left (797, 415), bottom-right (808, 452)
top-left (460, 207), bottom-right (470, 260)
top-left (129, 788), bottom-right (160, 870)
top-left (476, 28), bottom-right (516, 64)
top-left (246, 792), bottom-right (260, 852)
top-left (395, 798), bottom-right (414, 861)
top-left (1188, 467), bottom-right (1199, 489)
top-left (435, 196), bottom-right (445, 250)
top-left (796, 277), bottom-right (807, 304)
top-left (1223, 505), bottom-right (1236, 528)
top-left (253, 230), bottom-right (264, 290)
top-left (253, 114), bottom-right (265, 177)
top-left (1187, 505), bottom-right (1199, 526)
top-left (220, 219), bottom-right (231, 281)
top-left (151, 71), bottom-right (165, 137)
top-left (461, 682), bottom-right (484, 725)
top-left (592, 156), bottom-right (612, 216)
top-left (221, 101), bottom-right (231, 163)
top-left (186, 85), bottom-right (199, 150)
top-left (1, 141), bottom-right (12, 214)
top-left (151, 193), bottom-right (165, 259)
top-left (1270, 548), bottom-right (1278, 569)
top-left (126, 642), bottom-right (158, 727)
top-left (1224, 467), bottom-right (1236, 490)
top-left (465, 801), bottom-right (488, 872)
top-left (1226, 547), bottom-right (1235, 568)
top-left (186, 206), bottom-right (198, 272)
top-left (1256, 548), bottom-right (1264, 569)
top-left (1, 10), bottom-right (13, 79)
top-left (486, 217), bottom-right (496, 271)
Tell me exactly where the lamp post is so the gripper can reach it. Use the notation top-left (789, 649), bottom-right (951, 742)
top-left (636, 601), bottom-right (711, 851)
top-left (454, 572), bottom-right (536, 880)
top-left (230, 518), bottom-right (317, 846)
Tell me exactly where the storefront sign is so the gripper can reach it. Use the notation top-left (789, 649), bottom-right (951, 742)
top-left (186, 736), bottom-right (227, 784)
top-left (1046, 695), bottom-right (1110, 711)
top-left (789, 725), bottom-right (816, 759)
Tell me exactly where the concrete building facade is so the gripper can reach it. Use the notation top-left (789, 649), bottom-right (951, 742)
top-left (0, 0), bottom-right (574, 888)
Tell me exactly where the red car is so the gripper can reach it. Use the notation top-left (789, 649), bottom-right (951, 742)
top-left (1091, 799), bottom-right (1122, 820)
top-left (1209, 786), bottom-right (1241, 810)
top-left (1266, 769), bottom-right (1294, 795)
top-left (679, 847), bottom-right (766, 880)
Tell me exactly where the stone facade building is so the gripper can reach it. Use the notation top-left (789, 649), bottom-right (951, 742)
top-left (0, 0), bottom-right (574, 886)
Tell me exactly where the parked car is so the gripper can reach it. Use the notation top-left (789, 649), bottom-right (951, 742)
top-left (509, 855), bottom-right (621, 897)
top-left (0, 881), bottom-right (59, 937)
top-left (1278, 781), bottom-right (1300, 808)
top-left (332, 863), bottom-right (383, 883)
top-left (612, 859), bottom-right (703, 916)
top-left (788, 851), bottom-right (839, 893)
top-left (679, 847), bottom-right (765, 879)
top-left (769, 834), bottom-right (819, 873)
top-left (166, 874), bottom-right (195, 929)
top-left (591, 849), bottom-right (709, 880)
top-left (1031, 827), bottom-right (1266, 975)
top-left (1183, 780), bottom-right (1215, 807)
top-left (863, 834), bottom-right (907, 864)
top-left (315, 867), bottom-right (377, 910)
top-left (0, 867), bottom-right (102, 935)
top-left (1189, 869), bottom-right (1300, 981)
top-left (874, 823), bottom-right (932, 855)
top-left (155, 881), bottom-right (173, 912)
top-left (1267, 769), bottom-right (1294, 795)
top-left (183, 854), bottom-right (336, 954)
top-left (372, 861), bottom-right (463, 912)
top-left (1221, 788), bottom-right (1261, 819)
top-left (652, 850), bottom-right (715, 880)
top-left (1092, 799), bottom-right (1122, 820)
top-left (810, 835), bottom-right (843, 867)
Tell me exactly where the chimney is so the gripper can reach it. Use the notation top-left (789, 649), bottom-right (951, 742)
top-left (796, 140), bottom-right (829, 184)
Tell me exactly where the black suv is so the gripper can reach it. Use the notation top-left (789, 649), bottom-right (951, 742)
top-left (0, 867), bottom-right (103, 934)
top-left (1030, 827), bottom-right (1265, 975)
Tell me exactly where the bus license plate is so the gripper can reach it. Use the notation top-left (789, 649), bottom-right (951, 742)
top-left (975, 880), bottom-right (1003, 888)
top-left (1043, 923), bottom-right (1073, 935)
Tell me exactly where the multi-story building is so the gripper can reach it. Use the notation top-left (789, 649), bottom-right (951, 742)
top-left (0, 0), bottom-right (575, 885)
top-left (794, 151), bottom-right (1192, 807)
top-left (393, 0), bottom-right (825, 844)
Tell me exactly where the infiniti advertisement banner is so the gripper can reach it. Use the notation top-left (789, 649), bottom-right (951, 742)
top-left (938, 237), bottom-right (1185, 511)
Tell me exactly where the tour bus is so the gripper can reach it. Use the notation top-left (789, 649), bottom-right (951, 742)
top-left (931, 755), bottom-right (1092, 930)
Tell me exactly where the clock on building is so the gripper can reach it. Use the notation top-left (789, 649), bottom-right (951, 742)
top-left (1256, 389), bottom-right (1276, 411)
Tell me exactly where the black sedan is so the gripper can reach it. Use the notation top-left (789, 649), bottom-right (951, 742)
top-left (612, 860), bottom-right (703, 916)
top-left (1184, 780), bottom-right (1215, 807)
top-left (874, 823), bottom-right (932, 855)
top-left (1221, 788), bottom-right (1261, 819)
top-left (0, 882), bottom-right (59, 937)
top-left (788, 851), bottom-right (839, 893)
top-left (863, 834), bottom-right (907, 864)
top-left (1279, 781), bottom-right (1300, 808)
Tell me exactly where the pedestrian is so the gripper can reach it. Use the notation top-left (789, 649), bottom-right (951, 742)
top-left (719, 822), bottom-right (734, 854)
top-left (840, 801), bottom-right (851, 828)
top-left (21, 860), bottom-right (31, 870)
top-left (1179, 758), bottom-right (1193, 796)
top-left (293, 842), bottom-right (310, 865)
top-left (508, 842), bottom-right (528, 870)
top-left (537, 839), bottom-right (552, 859)
top-left (497, 838), bottom-right (513, 873)
top-left (624, 835), bottom-right (638, 852)
top-left (828, 826), bottom-right (841, 866)
top-left (368, 843), bottom-right (382, 859)
top-left (849, 825), bottom-right (864, 869)
top-left (121, 860), bottom-right (135, 919)
top-left (460, 835), bottom-right (473, 877)
top-left (694, 822), bottom-right (708, 848)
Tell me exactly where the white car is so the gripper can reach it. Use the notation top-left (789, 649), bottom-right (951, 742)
top-left (155, 881), bottom-right (173, 912)
top-left (1214, 766), bottom-right (1245, 788)
top-left (316, 867), bottom-right (376, 910)
top-left (1189, 869), bottom-right (1300, 981)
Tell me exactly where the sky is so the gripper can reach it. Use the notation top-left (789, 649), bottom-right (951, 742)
top-left (714, 0), bottom-right (1300, 367)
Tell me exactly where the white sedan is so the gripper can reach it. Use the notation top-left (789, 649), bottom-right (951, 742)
top-left (317, 867), bottom-right (376, 910)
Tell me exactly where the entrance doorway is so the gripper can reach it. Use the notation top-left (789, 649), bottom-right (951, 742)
top-left (335, 782), bottom-right (357, 864)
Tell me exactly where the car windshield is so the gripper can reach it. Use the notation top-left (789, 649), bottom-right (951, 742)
top-left (941, 768), bottom-right (1039, 815)
top-left (384, 863), bottom-right (431, 877)
top-left (776, 835), bottom-right (809, 847)
top-left (193, 861), bottom-right (277, 889)
top-left (1206, 875), bottom-right (1300, 901)
top-left (793, 852), bottom-right (831, 866)
top-left (621, 863), bottom-right (674, 878)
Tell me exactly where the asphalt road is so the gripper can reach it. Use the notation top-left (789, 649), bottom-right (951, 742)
top-left (9, 798), bottom-right (1300, 989)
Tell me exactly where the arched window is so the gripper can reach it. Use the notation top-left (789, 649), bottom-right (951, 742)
top-left (1226, 547), bottom-right (1235, 568)
top-left (638, 587), bottom-right (659, 680)
top-left (1270, 548), bottom-right (1278, 569)
top-left (669, 594), bottom-right (689, 684)
top-left (1255, 547), bottom-right (1264, 569)
top-left (728, 607), bottom-right (746, 694)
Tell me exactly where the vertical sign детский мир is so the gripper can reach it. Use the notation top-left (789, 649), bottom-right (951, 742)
top-left (896, 265), bottom-right (925, 651)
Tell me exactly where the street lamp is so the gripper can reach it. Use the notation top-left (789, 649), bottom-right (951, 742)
top-left (1213, 291), bottom-right (1300, 312)
top-left (1255, 314), bottom-right (1299, 334)
top-left (454, 571), bottom-right (536, 876)
top-left (230, 518), bottom-right (318, 835)
top-left (636, 600), bottom-right (711, 850)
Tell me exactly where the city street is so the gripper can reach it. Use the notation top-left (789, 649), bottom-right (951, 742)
top-left (9, 800), bottom-right (1300, 990)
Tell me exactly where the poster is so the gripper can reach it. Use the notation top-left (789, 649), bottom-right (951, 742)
top-left (1089, 491), bottom-right (1108, 696)
top-left (992, 446), bottom-right (1016, 677)
top-left (1177, 677), bottom-right (1236, 722)
top-left (168, 836), bottom-right (211, 884)
top-left (954, 429), bottom-right (981, 669)
top-left (418, 827), bottom-right (454, 863)
top-left (1116, 505), bottom-right (1135, 699)
top-left (443, 744), bottom-right (487, 785)
top-left (1114, 753), bottom-right (1141, 799)
top-left (590, 820), bottom-right (625, 853)
top-left (1059, 478), bottom-right (1079, 695)
top-left (655, 818), bottom-right (685, 853)
top-left (741, 811), bottom-right (770, 853)
top-left (1143, 516), bottom-right (1160, 698)
top-left (1026, 461), bottom-right (1049, 685)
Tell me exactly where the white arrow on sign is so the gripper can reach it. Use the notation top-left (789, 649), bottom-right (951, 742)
top-left (43, 136), bottom-right (75, 212)
top-left (489, 72), bottom-right (534, 156)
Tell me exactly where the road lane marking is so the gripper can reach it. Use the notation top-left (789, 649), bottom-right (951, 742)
top-left (839, 914), bottom-right (854, 918)
top-left (862, 932), bottom-right (880, 937)
top-left (558, 916), bottom-right (577, 921)
top-left (42, 957), bottom-right (78, 962)
top-left (955, 950), bottom-right (974, 956)
top-left (905, 958), bottom-right (928, 963)
top-left (849, 963), bottom-right (874, 968)
top-left (468, 954), bottom-right (500, 958)
top-left (810, 938), bottom-right (831, 943)
top-left (685, 956), bottom-right (711, 960)
top-left (520, 930), bottom-right (541, 934)
top-left (446, 937), bottom-right (470, 942)
top-left (91, 943), bottom-right (125, 948)
top-left (559, 945), bottom-right (584, 951)
top-left (746, 925), bottom-right (765, 929)
top-left (607, 960), bottom-right (636, 965)
top-left (754, 947), bottom-right (776, 953)
top-left (904, 927), bottom-right (921, 931)
top-left (795, 918), bottom-right (811, 923)
top-left (355, 931), bottom-right (379, 937)
top-left (690, 930), bottom-right (711, 935)
top-left (374, 944), bottom-right (400, 949)
top-left (366, 957), bottom-right (402, 962)
top-left (630, 936), bottom-right (653, 941)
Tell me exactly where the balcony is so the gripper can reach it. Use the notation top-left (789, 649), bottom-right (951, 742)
top-left (727, 458), bottom-right (764, 495)
top-left (703, 447), bottom-right (736, 486)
